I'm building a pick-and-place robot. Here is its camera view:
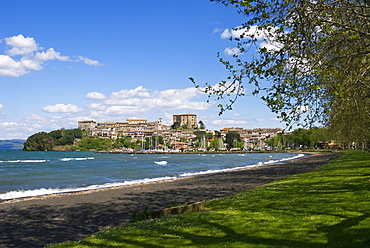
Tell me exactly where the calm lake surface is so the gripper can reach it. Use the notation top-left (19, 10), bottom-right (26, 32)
top-left (0, 150), bottom-right (304, 200)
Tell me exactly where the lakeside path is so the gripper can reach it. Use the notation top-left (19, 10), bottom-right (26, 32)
top-left (0, 152), bottom-right (339, 248)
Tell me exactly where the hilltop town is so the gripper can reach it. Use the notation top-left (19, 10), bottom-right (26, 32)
top-left (78, 113), bottom-right (283, 150)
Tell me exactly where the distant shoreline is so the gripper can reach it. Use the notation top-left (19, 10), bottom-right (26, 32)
top-left (0, 139), bottom-right (25, 150)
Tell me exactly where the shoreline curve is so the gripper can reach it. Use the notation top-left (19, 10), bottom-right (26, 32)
top-left (0, 152), bottom-right (339, 248)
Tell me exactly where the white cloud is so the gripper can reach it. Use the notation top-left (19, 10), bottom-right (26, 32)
top-left (86, 92), bottom-right (106, 100)
top-left (104, 98), bottom-right (142, 106)
top-left (220, 26), bottom-right (283, 52)
top-left (221, 26), bottom-right (270, 40)
top-left (256, 118), bottom-right (268, 122)
top-left (34, 48), bottom-right (70, 62)
top-left (0, 34), bottom-right (103, 77)
top-left (0, 122), bottom-right (21, 128)
top-left (83, 86), bottom-right (213, 120)
top-left (110, 86), bottom-right (150, 99)
top-left (154, 87), bottom-right (199, 101)
top-left (88, 102), bottom-right (105, 110)
top-left (221, 27), bottom-right (250, 39)
top-left (260, 40), bottom-right (284, 51)
top-left (0, 55), bottom-right (28, 77)
top-left (162, 112), bottom-right (175, 126)
top-left (224, 47), bottom-right (241, 56)
top-left (102, 87), bottom-right (212, 112)
top-left (212, 119), bottom-right (248, 126)
top-left (25, 114), bottom-right (45, 121)
top-left (254, 117), bottom-right (281, 122)
top-left (76, 56), bottom-right (104, 66)
top-left (104, 106), bottom-right (147, 116)
top-left (0, 104), bottom-right (4, 117)
top-left (5, 34), bottom-right (39, 56)
top-left (42, 103), bottom-right (83, 113)
top-left (19, 57), bottom-right (43, 70)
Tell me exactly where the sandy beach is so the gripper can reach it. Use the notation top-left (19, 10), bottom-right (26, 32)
top-left (0, 152), bottom-right (339, 248)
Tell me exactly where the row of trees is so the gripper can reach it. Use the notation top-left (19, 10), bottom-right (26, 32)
top-left (23, 129), bottom-right (83, 151)
top-left (189, 128), bottom-right (333, 151)
top-left (266, 128), bottom-right (331, 150)
top-left (193, 0), bottom-right (370, 146)
top-left (23, 130), bottom-right (166, 151)
top-left (197, 128), bottom-right (333, 151)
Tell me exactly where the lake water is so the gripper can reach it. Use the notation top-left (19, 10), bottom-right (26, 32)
top-left (0, 150), bottom-right (304, 200)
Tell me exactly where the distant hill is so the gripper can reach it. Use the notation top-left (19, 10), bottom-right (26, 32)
top-left (0, 139), bottom-right (25, 150)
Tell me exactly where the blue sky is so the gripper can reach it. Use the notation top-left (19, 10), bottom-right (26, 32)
top-left (0, 0), bottom-right (284, 140)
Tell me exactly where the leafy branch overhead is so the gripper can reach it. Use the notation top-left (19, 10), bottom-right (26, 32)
top-left (193, 0), bottom-right (370, 140)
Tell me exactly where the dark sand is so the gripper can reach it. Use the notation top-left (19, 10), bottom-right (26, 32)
top-left (0, 152), bottom-right (339, 248)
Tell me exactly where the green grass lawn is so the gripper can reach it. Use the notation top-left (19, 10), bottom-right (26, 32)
top-left (50, 150), bottom-right (370, 247)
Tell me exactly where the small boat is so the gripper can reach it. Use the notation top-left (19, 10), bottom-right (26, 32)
top-left (154, 161), bottom-right (167, 165)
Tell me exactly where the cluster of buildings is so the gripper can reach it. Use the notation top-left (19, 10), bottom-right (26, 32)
top-left (220, 127), bottom-right (283, 149)
top-left (78, 113), bottom-right (283, 150)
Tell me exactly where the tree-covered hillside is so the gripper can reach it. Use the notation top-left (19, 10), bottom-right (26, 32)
top-left (22, 129), bottom-right (165, 151)
top-left (23, 129), bottom-right (82, 151)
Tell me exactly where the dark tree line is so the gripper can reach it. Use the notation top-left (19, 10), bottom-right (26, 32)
top-left (266, 127), bottom-right (331, 149)
top-left (23, 129), bottom-right (82, 151)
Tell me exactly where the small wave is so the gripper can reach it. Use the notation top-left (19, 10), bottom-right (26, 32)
top-left (280, 153), bottom-right (305, 161)
top-left (179, 154), bottom-right (306, 178)
top-left (0, 159), bottom-right (48, 163)
top-left (154, 161), bottom-right (167, 165)
top-left (0, 176), bottom-right (177, 200)
top-left (59, 157), bottom-right (94, 162)
top-left (21, 160), bottom-right (48, 163)
top-left (179, 165), bottom-right (253, 178)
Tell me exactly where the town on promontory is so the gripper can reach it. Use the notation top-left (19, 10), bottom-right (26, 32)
top-left (77, 113), bottom-right (283, 152)
top-left (23, 113), bottom-right (288, 152)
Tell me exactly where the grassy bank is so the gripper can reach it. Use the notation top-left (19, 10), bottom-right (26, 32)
top-left (50, 150), bottom-right (370, 247)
